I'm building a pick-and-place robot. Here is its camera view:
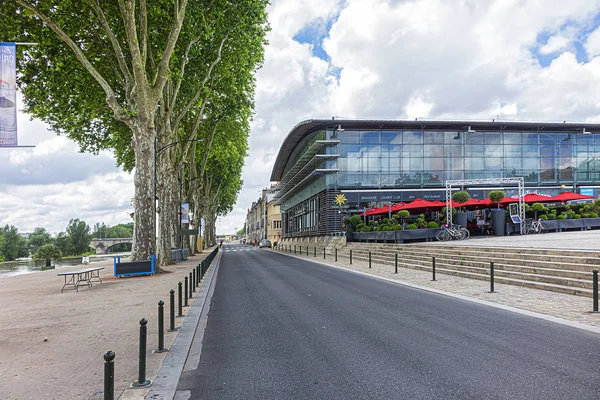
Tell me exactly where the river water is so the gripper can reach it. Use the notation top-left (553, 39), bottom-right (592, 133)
top-left (0, 253), bottom-right (130, 278)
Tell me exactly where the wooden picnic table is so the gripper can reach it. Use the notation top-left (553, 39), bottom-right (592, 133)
top-left (57, 267), bottom-right (104, 293)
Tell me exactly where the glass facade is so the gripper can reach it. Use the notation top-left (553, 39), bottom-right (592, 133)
top-left (326, 130), bottom-right (600, 189)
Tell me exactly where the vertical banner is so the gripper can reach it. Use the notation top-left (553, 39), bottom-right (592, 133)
top-left (180, 203), bottom-right (190, 224)
top-left (0, 43), bottom-right (17, 146)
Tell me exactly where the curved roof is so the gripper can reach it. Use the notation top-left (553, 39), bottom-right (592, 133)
top-left (270, 118), bottom-right (600, 181)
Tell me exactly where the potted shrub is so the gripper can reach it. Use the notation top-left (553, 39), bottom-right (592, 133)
top-left (34, 244), bottom-right (62, 270)
top-left (531, 202), bottom-right (546, 220)
top-left (397, 210), bottom-right (410, 228)
top-left (452, 191), bottom-right (470, 229)
top-left (488, 190), bottom-right (506, 236)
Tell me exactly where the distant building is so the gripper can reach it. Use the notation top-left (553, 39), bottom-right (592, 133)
top-left (246, 186), bottom-right (281, 245)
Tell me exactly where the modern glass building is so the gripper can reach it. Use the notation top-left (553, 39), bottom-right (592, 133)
top-left (271, 119), bottom-right (600, 238)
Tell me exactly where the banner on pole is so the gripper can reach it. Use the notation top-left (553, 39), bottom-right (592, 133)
top-left (0, 43), bottom-right (17, 147)
top-left (180, 203), bottom-right (190, 224)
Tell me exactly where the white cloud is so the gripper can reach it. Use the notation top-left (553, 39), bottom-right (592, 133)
top-left (585, 26), bottom-right (600, 58)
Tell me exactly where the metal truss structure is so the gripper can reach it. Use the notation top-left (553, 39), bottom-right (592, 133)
top-left (445, 178), bottom-right (525, 235)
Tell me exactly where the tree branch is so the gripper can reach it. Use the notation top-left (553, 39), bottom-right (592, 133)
top-left (92, 0), bottom-right (132, 83)
top-left (139, 0), bottom-right (148, 70)
top-left (152, 0), bottom-right (189, 109)
top-left (16, 0), bottom-right (131, 126)
top-left (172, 31), bottom-right (230, 130)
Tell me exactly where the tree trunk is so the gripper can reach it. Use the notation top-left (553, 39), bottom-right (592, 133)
top-left (130, 126), bottom-right (154, 261)
top-left (157, 158), bottom-right (178, 266)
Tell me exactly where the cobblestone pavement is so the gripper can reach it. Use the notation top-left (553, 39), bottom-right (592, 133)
top-left (273, 245), bottom-right (600, 328)
top-left (421, 229), bottom-right (600, 250)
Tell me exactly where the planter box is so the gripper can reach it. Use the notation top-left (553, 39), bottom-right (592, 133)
top-left (397, 228), bottom-right (439, 243)
top-left (583, 217), bottom-right (600, 229)
top-left (543, 220), bottom-right (559, 232)
top-left (557, 219), bottom-right (584, 231)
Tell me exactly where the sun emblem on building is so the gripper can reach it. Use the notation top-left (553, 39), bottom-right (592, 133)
top-left (334, 194), bottom-right (348, 207)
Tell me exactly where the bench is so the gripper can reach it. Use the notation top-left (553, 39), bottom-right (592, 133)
top-left (57, 267), bottom-right (104, 293)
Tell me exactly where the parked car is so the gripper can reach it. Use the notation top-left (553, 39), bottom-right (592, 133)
top-left (259, 239), bottom-right (272, 248)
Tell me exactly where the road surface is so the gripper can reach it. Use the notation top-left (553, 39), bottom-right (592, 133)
top-left (176, 243), bottom-right (600, 399)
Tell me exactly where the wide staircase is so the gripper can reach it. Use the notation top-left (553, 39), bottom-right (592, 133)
top-left (342, 242), bottom-right (600, 297)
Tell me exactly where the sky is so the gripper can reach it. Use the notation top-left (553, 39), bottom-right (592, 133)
top-left (2, 0), bottom-right (600, 236)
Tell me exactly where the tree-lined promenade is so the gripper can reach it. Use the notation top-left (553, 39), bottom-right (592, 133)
top-left (5, 1), bottom-right (269, 265)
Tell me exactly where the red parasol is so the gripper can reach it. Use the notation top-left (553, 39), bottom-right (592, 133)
top-left (550, 192), bottom-right (596, 203)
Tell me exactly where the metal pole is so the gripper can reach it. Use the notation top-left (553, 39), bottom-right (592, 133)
top-left (184, 277), bottom-right (189, 307)
top-left (388, 202), bottom-right (392, 220)
top-left (193, 269), bottom-right (196, 291)
top-left (156, 301), bottom-right (167, 352)
top-left (593, 270), bottom-right (598, 312)
top-left (490, 262), bottom-right (495, 293)
top-left (168, 290), bottom-right (176, 331)
top-left (314, 247), bottom-right (316, 257)
top-left (432, 257), bottom-right (436, 281)
top-left (132, 318), bottom-right (150, 387)
top-left (335, 248), bottom-right (338, 262)
top-left (306, 246), bottom-right (308, 256)
top-left (189, 272), bottom-right (193, 297)
top-left (350, 249), bottom-right (352, 265)
top-left (395, 253), bottom-right (398, 274)
top-left (177, 282), bottom-right (183, 316)
top-left (103, 351), bottom-right (115, 400)
top-left (324, 247), bottom-right (326, 260)
top-left (369, 251), bottom-right (371, 268)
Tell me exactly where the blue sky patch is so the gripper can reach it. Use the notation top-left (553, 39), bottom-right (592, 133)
top-left (292, 14), bottom-right (338, 61)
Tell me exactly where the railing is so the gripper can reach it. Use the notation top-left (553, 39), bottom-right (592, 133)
top-left (170, 248), bottom-right (190, 263)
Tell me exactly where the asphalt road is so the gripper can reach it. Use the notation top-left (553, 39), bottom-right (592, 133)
top-left (177, 243), bottom-right (600, 399)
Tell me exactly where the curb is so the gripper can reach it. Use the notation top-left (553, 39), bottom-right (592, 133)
top-left (270, 248), bottom-right (600, 336)
top-left (144, 250), bottom-right (222, 400)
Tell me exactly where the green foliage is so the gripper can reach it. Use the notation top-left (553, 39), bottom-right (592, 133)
top-left (573, 214), bottom-right (581, 219)
top-left (344, 215), bottom-right (363, 233)
top-left (452, 191), bottom-right (470, 204)
top-left (33, 244), bottom-right (62, 267)
top-left (547, 213), bottom-right (557, 220)
top-left (557, 215), bottom-right (566, 220)
top-left (415, 217), bottom-right (427, 229)
top-left (539, 214), bottom-right (548, 220)
top-left (66, 219), bottom-right (92, 256)
top-left (488, 190), bottom-right (505, 208)
top-left (407, 224), bottom-right (417, 230)
top-left (427, 221), bottom-right (439, 228)
top-left (0, 225), bottom-right (24, 261)
top-left (28, 227), bottom-right (52, 255)
top-left (397, 210), bottom-right (410, 218)
top-left (531, 203), bottom-right (546, 212)
top-left (236, 223), bottom-right (246, 236)
top-left (589, 212), bottom-right (599, 218)
top-left (391, 224), bottom-right (402, 230)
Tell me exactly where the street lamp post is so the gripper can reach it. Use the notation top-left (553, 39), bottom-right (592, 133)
top-left (154, 137), bottom-right (205, 256)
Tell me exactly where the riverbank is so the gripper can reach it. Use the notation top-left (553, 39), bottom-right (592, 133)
top-left (0, 252), bottom-right (130, 278)
top-left (0, 250), bottom-right (213, 399)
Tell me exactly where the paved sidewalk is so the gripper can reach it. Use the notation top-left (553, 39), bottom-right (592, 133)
top-left (0, 249), bottom-right (216, 400)
top-left (273, 244), bottom-right (600, 329)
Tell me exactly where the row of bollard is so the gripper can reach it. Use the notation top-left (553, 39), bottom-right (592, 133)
top-left (102, 247), bottom-right (219, 400)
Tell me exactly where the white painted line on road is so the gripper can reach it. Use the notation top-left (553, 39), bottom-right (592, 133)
top-left (270, 250), bottom-right (600, 336)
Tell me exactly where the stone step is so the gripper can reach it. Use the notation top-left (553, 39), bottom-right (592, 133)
top-left (345, 243), bottom-right (600, 266)
top-left (344, 248), bottom-right (597, 272)
top-left (343, 253), bottom-right (593, 292)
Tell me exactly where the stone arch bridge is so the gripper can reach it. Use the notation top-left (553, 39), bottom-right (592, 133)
top-left (89, 238), bottom-right (133, 254)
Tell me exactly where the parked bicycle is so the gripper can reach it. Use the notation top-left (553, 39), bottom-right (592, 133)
top-left (522, 218), bottom-right (548, 234)
top-left (436, 223), bottom-right (470, 241)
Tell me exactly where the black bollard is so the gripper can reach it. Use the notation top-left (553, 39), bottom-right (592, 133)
top-left (177, 282), bottom-right (183, 317)
top-left (395, 253), bottom-right (398, 274)
top-left (306, 246), bottom-right (308, 256)
top-left (294, 245), bottom-right (296, 254)
top-left (132, 318), bottom-right (151, 387)
top-left (155, 301), bottom-right (168, 352)
top-left (593, 270), bottom-right (599, 312)
top-left (335, 248), bottom-right (338, 262)
top-left (103, 351), bottom-right (115, 400)
top-left (193, 269), bottom-right (196, 291)
top-left (168, 290), bottom-right (177, 331)
top-left (489, 262), bottom-right (495, 293)
top-left (314, 247), bottom-right (316, 257)
top-left (432, 257), bottom-right (436, 281)
top-left (369, 251), bottom-right (371, 268)
top-left (189, 272), bottom-right (193, 298)
top-left (350, 249), bottom-right (352, 265)
top-left (184, 277), bottom-right (189, 307)
top-left (324, 247), bottom-right (326, 260)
